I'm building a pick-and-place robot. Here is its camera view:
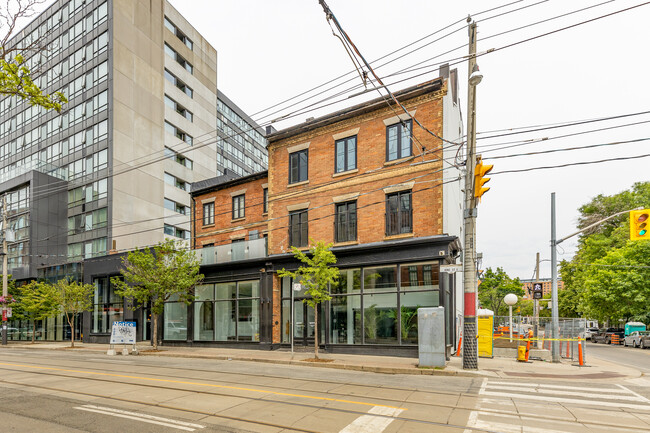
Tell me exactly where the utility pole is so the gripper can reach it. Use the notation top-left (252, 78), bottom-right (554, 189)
top-left (2, 195), bottom-right (7, 346)
top-left (462, 20), bottom-right (479, 370)
top-left (534, 252), bottom-right (540, 346)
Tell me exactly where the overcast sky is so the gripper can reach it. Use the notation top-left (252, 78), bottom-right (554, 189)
top-left (25, 0), bottom-right (649, 279)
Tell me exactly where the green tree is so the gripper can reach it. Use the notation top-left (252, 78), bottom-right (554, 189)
top-left (478, 267), bottom-right (524, 315)
top-left (53, 279), bottom-right (94, 348)
top-left (111, 239), bottom-right (203, 350)
top-left (560, 181), bottom-right (650, 322)
top-left (16, 281), bottom-right (58, 343)
top-left (0, 1), bottom-right (67, 111)
top-left (278, 240), bottom-right (338, 359)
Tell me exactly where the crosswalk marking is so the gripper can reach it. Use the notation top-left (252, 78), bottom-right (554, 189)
top-left (466, 379), bottom-right (650, 432)
top-left (339, 405), bottom-right (403, 433)
top-left (74, 405), bottom-right (204, 431)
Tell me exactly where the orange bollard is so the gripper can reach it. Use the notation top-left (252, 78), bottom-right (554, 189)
top-left (578, 340), bottom-right (584, 366)
top-left (456, 333), bottom-right (462, 356)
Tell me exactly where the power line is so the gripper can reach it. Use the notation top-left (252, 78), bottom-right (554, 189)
top-left (492, 153), bottom-right (650, 175)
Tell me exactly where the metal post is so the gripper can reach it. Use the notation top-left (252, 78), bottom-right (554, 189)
top-left (462, 20), bottom-right (479, 370)
top-left (2, 195), bottom-right (7, 346)
top-left (534, 252), bottom-right (540, 346)
top-left (291, 285), bottom-right (294, 353)
top-left (509, 305), bottom-right (513, 343)
top-left (550, 193), bottom-right (560, 362)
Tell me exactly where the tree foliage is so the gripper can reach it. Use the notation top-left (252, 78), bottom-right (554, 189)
top-left (111, 239), bottom-right (203, 350)
top-left (16, 281), bottom-right (58, 343)
top-left (0, 1), bottom-right (67, 111)
top-left (53, 278), bottom-right (93, 347)
top-left (278, 240), bottom-right (338, 359)
top-left (478, 267), bottom-right (524, 315)
top-left (560, 182), bottom-right (650, 323)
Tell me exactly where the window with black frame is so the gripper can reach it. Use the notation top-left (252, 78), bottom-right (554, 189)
top-left (335, 201), bottom-right (357, 243)
top-left (386, 120), bottom-right (412, 161)
top-left (335, 136), bottom-right (356, 173)
top-left (91, 276), bottom-right (123, 334)
top-left (203, 202), bottom-right (214, 225)
top-left (193, 281), bottom-right (260, 341)
top-left (385, 190), bottom-right (412, 235)
top-left (289, 149), bottom-right (308, 184)
top-left (289, 209), bottom-right (308, 247)
top-left (232, 194), bottom-right (245, 219)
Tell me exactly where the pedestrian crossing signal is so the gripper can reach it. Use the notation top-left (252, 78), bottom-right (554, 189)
top-left (630, 209), bottom-right (649, 240)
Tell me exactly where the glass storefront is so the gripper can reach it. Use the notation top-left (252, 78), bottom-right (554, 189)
top-left (282, 261), bottom-right (441, 346)
top-left (91, 276), bottom-right (124, 334)
top-left (7, 313), bottom-right (79, 342)
top-left (164, 299), bottom-right (188, 340)
top-left (192, 280), bottom-right (260, 342)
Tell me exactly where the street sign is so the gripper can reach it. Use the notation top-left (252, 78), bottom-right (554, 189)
top-left (533, 282), bottom-right (543, 300)
top-left (292, 283), bottom-right (302, 291)
top-left (440, 264), bottom-right (463, 274)
top-left (6, 308), bottom-right (11, 318)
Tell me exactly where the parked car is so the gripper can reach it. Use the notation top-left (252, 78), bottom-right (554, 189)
top-left (640, 332), bottom-right (650, 349)
top-left (592, 328), bottom-right (625, 344)
top-left (623, 330), bottom-right (649, 348)
top-left (585, 327), bottom-right (599, 340)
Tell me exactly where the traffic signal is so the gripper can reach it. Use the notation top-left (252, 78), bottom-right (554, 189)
top-left (630, 209), bottom-right (650, 240)
top-left (474, 156), bottom-right (493, 201)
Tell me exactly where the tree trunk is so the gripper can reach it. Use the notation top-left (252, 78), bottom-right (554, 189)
top-left (152, 313), bottom-right (158, 350)
top-left (31, 319), bottom-right (35, 344)
top-left (314, 305), bottom-right (319, 359)
top-left (67, 313), bottom-right (75, 348)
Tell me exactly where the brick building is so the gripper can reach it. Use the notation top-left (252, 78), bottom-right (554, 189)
top-left (184, 70), bottom-right (464, 354)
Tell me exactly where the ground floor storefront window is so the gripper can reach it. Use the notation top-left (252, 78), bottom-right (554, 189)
top-left (7, 313), bottom-right (79, 341)
top-left (91, 276), bottom-right (124, 334)
top-left (193, 280), bottom-right (260, 342)
top-left (164, 298), bottom-right (188, 340)
top-left (281, 261), bottom-right (440, 346)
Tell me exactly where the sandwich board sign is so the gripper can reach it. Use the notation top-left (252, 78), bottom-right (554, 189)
top-left (108, 321), bottom-right (137, 355)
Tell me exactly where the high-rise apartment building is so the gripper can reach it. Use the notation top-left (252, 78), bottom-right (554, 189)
top-left (0, 0), bottom-right (266, 281)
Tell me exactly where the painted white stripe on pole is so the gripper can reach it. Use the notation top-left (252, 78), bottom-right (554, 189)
top-left (74, 406), bottom-right (203, 431)
top-left (486, 381), bottom-right (632, 394)
top-left (485, 384), bottom-right (644, 401)
top-left (480, 390), bottom-right (650, 411)
top-left (339, 405), bottom-right (403, 433)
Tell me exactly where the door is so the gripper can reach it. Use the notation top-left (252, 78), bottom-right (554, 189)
top-left (293, 301), bottom-right (323, 347)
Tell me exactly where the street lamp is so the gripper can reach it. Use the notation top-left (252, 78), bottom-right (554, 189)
top-left (504, 293), bottom-right (518, 343)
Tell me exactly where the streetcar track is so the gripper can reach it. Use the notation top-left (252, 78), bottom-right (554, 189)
top-left (1, 360), bottom-right (649, 432)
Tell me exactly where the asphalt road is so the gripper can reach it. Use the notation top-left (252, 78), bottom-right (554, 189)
top-left (587, 340), bottom-right (650, 374)
top-left (0, 348), bottom-right (649, 432)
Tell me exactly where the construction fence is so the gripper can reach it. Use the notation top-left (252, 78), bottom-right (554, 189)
top-left (491, 316), bottom-right (586, 362)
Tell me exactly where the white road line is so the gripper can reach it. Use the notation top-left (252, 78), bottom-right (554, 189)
top-left (480, 390), bottom-right (650, 411)
top-left (625, 377), bottom-right (650, 387)
top-left (338, 405), bottom-right (403, 433)
top-left (485, 384), bottom-right (644, 401)
top-left (617, 384), bottom-right (650, 403)
top-left (486, 381), bottom-right (632, 394)
top-left (74, 406), bottom-right (204, 431)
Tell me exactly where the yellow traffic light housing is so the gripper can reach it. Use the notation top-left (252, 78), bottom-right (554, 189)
top-left (474, 156), bottom-right (493, 201)
top-left (630, 209), bottom-right (649, 240)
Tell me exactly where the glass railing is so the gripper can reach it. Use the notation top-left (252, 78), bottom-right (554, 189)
top-left (198, 237), bottom-right (267, 265)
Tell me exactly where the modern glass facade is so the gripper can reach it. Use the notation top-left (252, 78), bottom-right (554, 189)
top-left (216, 92), bottom-right (268, 177)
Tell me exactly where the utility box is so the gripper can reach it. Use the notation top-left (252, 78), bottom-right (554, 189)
top-left (418, 307), bottom-right (446, 368)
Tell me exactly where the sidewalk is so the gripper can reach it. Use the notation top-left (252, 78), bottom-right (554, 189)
top-left (0, 341), bottom-right (642, 381)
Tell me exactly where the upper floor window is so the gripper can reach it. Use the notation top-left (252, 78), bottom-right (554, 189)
top-left (164, 172), bottom-right (190, 191)
top-left (164, 95), bottom-right (193, 121)
top-left (289, 149), bottom-right (308, 184)
top-left (164, 147), bottom-right (193, 169)
top-left (386, 190), bottom-right (412, 236)
top-left (164, 69), bottom-right (193, 98)
top-left (262, 188), bottom-right (268, 213)
top-left (232, 194), bottom-right (245, 219)
top-left (164, 43), bottom-right (193, 74)
top-left (386, 120), bottom-right (412, 162)
top-left (165, 121), bottom-right (193, 145)
top-left (164, 16), bottom-right (193, 50)
top-left (289, 209), bottom-right (308, 248)
top-left (335, 201), bottom-right (357, 243)
top-left (164, 224), bottom-right (190, 240)
top-left (203, 202), bottom-right (215, 225)
top-left (335, 136), bottom-right (356, 173)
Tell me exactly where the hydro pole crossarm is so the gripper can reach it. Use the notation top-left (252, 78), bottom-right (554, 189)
top-left (556, 207), bottom-right (643, 246)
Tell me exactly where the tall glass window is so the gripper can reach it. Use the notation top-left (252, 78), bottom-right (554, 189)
top-left (91, 277), bottom-right (123, 334)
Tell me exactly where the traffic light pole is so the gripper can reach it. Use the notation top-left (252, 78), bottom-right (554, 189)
top-left (462, 21), bottom-right (479, 370)
top-left (549, 195), bottom-right (640, 362)
top-left (2, 195), bottom-right (7, 346)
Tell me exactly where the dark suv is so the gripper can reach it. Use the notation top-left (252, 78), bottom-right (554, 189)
top-left (592, 328), bottom-right (625, 344)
